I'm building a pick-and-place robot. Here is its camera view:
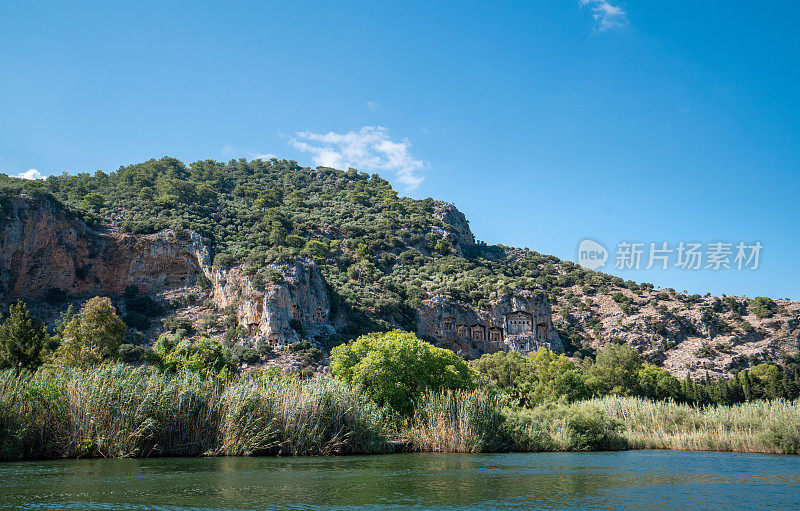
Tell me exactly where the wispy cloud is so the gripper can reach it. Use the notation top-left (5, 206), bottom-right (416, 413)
top-left (246, 151), bottom-right (275, 161)
top-left (15, 169), bottom-right (45, 180)
top-left (221, 145), bottom-right (275, 161)
top-left (580, 0), bottom-right (627, 31)
top-left (290, 126), bottom-right (424, 189)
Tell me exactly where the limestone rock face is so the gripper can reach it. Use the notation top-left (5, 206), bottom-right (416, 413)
top-left (417, 290), bottom-right (563, 358)
top-left (432, 201), bottom-right (475, 254)
top-left (1, 194), bottom-right (569, 361)
top-left (0, 195), bottom-right (209, 298)
top-left (0, 194), bottom-right (336, 350)
top-left (210, 258), bottom-right (333, 349)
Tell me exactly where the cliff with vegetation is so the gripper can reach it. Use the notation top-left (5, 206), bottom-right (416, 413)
top-left (1, 157), bottom-right (798, 380)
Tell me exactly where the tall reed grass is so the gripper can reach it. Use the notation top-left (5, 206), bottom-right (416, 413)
top-left (594, 395), bottom-right (800, 454)
top-left (2, 366), bottom-right (798, 459)
top-left (409, 389), bottom-right (507, 452)
top-left (0, 365), bottom-right (390, 460)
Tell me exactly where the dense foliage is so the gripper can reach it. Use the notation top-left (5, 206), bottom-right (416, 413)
top-left (0, 301), bottom-right (50, 372)
top-left (330, 330), bottom-right (475, 415)
top-left (0, 157), bottom-right (653, 345)
top-left (473, 345), bottom-right (800, 407)
top-left (54, 297), bottom-right (126, 367)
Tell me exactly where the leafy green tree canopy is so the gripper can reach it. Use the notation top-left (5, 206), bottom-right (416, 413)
top-left (55, 296), bottom-right (126, 367)
top-left (472, 348), bottom-right (588, 406)
top-left (330, 330), bottom-right (475, 415)
top-left (586, 344), bottom-right (643, 396)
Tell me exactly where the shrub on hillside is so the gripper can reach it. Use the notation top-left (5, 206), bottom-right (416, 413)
top-left (748, 296), bottom-right (778, 319)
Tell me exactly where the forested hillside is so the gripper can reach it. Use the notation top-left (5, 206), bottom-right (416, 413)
top-left (1, 157), bottom-right (798, 378)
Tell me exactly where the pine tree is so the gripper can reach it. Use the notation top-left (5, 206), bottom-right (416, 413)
top-left (0, 301), bottom-right (49, 372)
top-left (766, 368), bottom-right (782, 400)
top-left (718, 378), bottom-right (731, 405)
top-left (781, 370), bottom-right (798, 400)
top-left (741, 370), bottom-right (753, 402)
top-left (682, 373), bottom-right (694, 404)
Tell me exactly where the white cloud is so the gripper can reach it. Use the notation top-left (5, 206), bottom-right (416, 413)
top-left (580, 0), bottom-right (627, 31)
top-left (221, 145), bottom-right (275, 161)
top-left (366, 101), bottom-right (378, 112)
top-left (15, 169), bottom-right (45, 180)
top-left (290, 126), bottom-right (424, 189)
top-left (246, 151), bottom-right (275, 161)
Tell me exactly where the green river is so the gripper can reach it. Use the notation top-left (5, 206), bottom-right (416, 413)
top-left (1, 451), bottom-right (798, 510)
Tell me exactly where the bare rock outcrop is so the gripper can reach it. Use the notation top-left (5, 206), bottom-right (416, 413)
top-left (210, 258), bottom-right (334, 349)
top-left (432, 201), bottom-right (475, 254)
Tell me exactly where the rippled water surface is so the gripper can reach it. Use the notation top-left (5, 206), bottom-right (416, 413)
top-left (1, 451), bottom-right (799, 510)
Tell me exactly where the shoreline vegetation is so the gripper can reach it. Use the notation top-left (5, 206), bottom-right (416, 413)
top-left (1, 301), bottom-right (799, 460)
top-left (1, 364), bottom-right (798, 461)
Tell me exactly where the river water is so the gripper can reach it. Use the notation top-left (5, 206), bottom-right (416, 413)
top-left (1, 451), bottom-right (799, 510)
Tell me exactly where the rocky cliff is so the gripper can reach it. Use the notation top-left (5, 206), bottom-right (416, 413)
top-left (432, 201), bottom-right (475, 254)
top-left (0, 194), bottom-right (208, 298)
top-left (545, 276), bottom-right (800, 380)
top-left (0, 194), bottom-right (336, 350)
top-left (209, 259), bottom-right (334, 349)
top-left (418, 290), bottom-right (564, 358)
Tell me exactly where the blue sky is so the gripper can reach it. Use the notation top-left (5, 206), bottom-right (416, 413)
top-left (1, 1), bottom-right (798, 299)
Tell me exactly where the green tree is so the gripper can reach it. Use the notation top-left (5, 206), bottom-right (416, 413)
top-left (54, 296), bottom-right (125, 367)
top-left (637, 363), bottom-right (682, 400)
top-left (586, 344), bottom-right (642, 396)
top-left (81, 192), bottom-right (106, 212)
top-left (471, 350), bottom-right (529, 389)
top-left (519, 348), bottom-right (588, 405)
top-left (330, 330), bottom-right (475, 415)
top-left (0, 301), bottom-right (49, 372)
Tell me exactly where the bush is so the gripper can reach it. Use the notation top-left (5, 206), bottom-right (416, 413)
top-left (123, 311), bottom-right (150, 330)
top-left (257, 338), bottom-right (272, 356)
top-left (162, 316), bottom-right (194, 335)
top-left (125, 295), bottom-right (163, 317)
top-left (118, 343), bottom-right (145, 362)
top-left (505, 402), bottom-right (627, 451)
top-left (330, 330), bottom-right (475, 415)
top-left (748, 297), bottom-right (778, 319)
top-left (146, 334), bottom-right (237, 380)
top-left (196, 272), bottom-right (212, 290)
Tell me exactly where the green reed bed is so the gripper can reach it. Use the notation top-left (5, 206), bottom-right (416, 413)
top-left (594, 395), bottom-right (800, 454)
top-left (0, 365), bottom-right (390, 460)
top-left (219, 376), bottom-right (390, 456)
top-left (409, 389), bottom-right (507, 452)
top-left (2, 366), bottom-right (799, 459)
top-left (407, 391), bottom-right (799, 454)
top-left (407, 390), bottom-right (626, 453)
